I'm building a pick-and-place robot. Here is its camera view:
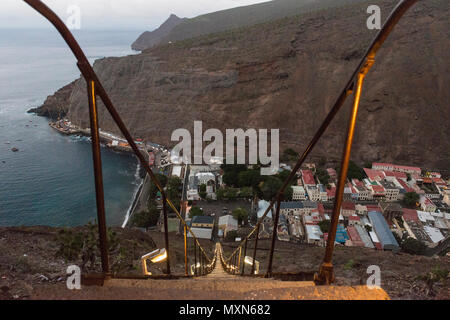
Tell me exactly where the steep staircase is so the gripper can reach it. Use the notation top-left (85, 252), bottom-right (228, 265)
top-left (32, 243), bottom-right (390, 300)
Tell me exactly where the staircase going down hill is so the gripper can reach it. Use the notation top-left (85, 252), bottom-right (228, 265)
top-left (31, 244), bottom-right (390, 300)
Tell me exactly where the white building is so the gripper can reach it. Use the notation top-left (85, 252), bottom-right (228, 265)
top-left (305, 224), bottom-right (323, 245)
top-left (218, 215), bottom-right (238, 237)
top-left (291, 186), bottom-right (306, 200)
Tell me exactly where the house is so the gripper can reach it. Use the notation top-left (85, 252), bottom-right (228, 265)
top-left (306, 185), bottom-right (320, 201)
top-left (355, 225), bottom-right (375, 248)
top-left (318, 184), bottom-right (328, 202)
top-left (355, 204), bottom-right (368, 216)
top-left (327, 168), bottom-right (337, 180)
top-left (341, 201), bottom-right (356, 217)
top-left (372, 163), bottom-right (421, 175)
top-left (380, 180), bottom-right (400, 202)
top-left (401, 208), bottom-right (429, 242)
top-left (335, 225), bottom-right (349, 244)
top-left (368, 211), bottom-right (399, 251)
top-left (364, 168), bottom-right (385, 182)
top-left (326, 186), bottom-right (336, 201)
top-left (348, 215), bottom-right (361, 226)
top-left (279, 201), bottom-right (303, 217)
top-left (277, 213), bottom-right (290, 242)
top-left (354, 185), bottom-right (372, 201)
top-left (420, 196), bottom-right (437, 212)
top-left (257, 200), bottom-right (272, 220)
top-left (218, 215), bottom-right (238, 238)
top-left (187, 215), bottom-right (214, 240)
top-left (305, 224), bottom-right (323, 245)
top-left (291, 186), bottom-right (306, 200)
top-left (423, 226), bottom-right (445, 244)
top-left (346, 226), bottom-right (365, 247)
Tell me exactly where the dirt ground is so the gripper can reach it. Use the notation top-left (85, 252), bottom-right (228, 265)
top-left (0, 226), bottom-right (448, 300)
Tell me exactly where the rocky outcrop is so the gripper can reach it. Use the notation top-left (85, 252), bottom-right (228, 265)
top-left (131, 14), bottom-right (187, 51)
top-left (35, 0), bottom-right (450, 170)
top-left (28, 80), bottom-right (76, 119)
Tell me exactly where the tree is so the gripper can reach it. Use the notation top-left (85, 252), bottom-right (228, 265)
top-left (232, 207), bottom-right (248, 226)
top-left (284, 186), bottom-right (293, 201)
top-left (189, 206), bottom-right (204, 218)
top-left (167, 176), bottom-right (182, 200)
top-left (131, 205), bottom-right (159, 230)
top-left (401, 237), bottom-right (427, 255)
top-left (402, 192), bottom-right (419, 208)
top-left (261, 176), bottom-right (282, 200)
top-left (346, 161), bottom-right (366, 180)
top-left (318, 220), bottom-right (331, 233)
top-left (199, 184), bottom-right (207, 199)
top-left (315, 167), bottom-right (330, 185)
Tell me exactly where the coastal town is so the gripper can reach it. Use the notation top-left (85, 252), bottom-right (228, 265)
top-left (49, 118), bottom-right (450, 256)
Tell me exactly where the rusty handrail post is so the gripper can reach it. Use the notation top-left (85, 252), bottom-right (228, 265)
top-left (241, 238), bottom-right (248, 275)
top-left (237, 246), bottom-right (242, 274)
top-left (315, 61), bottom-right (372, 285)
top-left (162, 193), bottom-right (171, 275)
top-left (251, 224), bottom-right (259, 275)
top-left (184, 225), bottom-right (188, 276)
top-left (266, 192), bottom-right (283, 277)
top-left (193, 238), bottom-right (197, 276)
top-left (86, 79), bottom-right (109, 274)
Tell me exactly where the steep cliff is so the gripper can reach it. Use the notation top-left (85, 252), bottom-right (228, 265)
top-left (36, 0), bottom-right (450, 169)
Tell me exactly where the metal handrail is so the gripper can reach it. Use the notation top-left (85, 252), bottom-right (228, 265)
top-left (222, 0), bottom-right (419, 283)
top-left (23, 0), bottom-right (212, 276)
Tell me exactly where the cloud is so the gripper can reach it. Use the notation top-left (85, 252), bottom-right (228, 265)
top-left (0, 0), bottom-right (270, 30)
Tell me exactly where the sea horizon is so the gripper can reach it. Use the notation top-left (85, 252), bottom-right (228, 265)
top-left (0, 28), bottom-right (144, 227)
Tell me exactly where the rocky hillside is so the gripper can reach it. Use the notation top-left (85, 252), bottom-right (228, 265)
top-left (0, 226), bottom-right (448, 300)
top-left (131, 0), bottom-right (369, 51)
top-left (131, 14), bottom-right (187, 51)
top-left (34, 0), bottom-right (450, 170)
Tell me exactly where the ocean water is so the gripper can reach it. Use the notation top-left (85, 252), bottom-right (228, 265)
top-left (0, 28), bottom-right (143, 227)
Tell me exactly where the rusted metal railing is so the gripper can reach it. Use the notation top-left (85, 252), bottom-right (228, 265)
top-left (222, 0), bottom-right (419, 284)
top-left (23, 0), bottom-right (213, 278)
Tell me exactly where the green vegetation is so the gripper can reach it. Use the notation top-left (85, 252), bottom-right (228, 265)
top-left (315, 167), bottom-right (331, 186)
top-left (199, 184), bottom-right (207, 199)
top-left (417, 266), bottom-right (449, 296)
top-left (189, 206), bottom-right (204, 218)
top-left (225, 230), bottom-right (238, 242)
top-left (346, 161), bottom-right (366, 180)
top-left (402, 192), bottom-right (420, 208)
top-left (318, 220), bottom-right (331, 233)
top-left (401, 237), bottom-right (427, 255)
top-left (232, 207), bottom-right (248, 226)
top-left (131, 205), bottom-right (160, 230)
top-left (261, 176), bottom-right (283, 201)
top-left (281, 148), bottom-right (299, 162)
top-left (56, 222), bottom-right (119, 271)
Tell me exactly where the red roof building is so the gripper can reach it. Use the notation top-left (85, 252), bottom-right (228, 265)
top-left (384, 171), bottom-right (407, 180)
top-left (347, 226), bottom-right (365, 247)
top-left (367, 204), bottom-right (382, 213)
top-left (301, 169), bottom-right (316, 186)
top-left (371, 185), bottom-right (385, 196)
top-left (402, 208), bottom-right (419, 222)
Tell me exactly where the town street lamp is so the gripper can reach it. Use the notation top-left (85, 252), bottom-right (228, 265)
top-left (141, 248), bottom-right (167, 275)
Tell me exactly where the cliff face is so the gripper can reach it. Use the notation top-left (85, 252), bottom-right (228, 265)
top-left (37, 0), bottom-right (450, 169)
top-left (131, 14), bottom-right (187, 51)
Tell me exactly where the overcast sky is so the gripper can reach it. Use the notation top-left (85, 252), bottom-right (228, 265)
top-left (1, 0), bottom-right (270, 30)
